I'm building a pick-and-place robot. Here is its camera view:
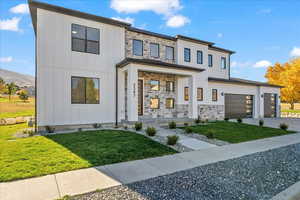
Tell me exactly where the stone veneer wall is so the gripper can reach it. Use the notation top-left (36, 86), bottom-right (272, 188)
top-left (138, 71), bottom-right (189, 119)
top-left (198, 105), bottom-right (225, 120)
top-left (125, 30), bottom-right (176, 63)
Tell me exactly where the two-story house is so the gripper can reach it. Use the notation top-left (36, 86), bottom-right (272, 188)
top-left (29, 0), bottom-right (282, 131)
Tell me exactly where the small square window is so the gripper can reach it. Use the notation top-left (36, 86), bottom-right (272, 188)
top-left (150, 80), bottom-right (160, 91)
top-left (150, 43), bottom-right (159, 58)
top-left (208, 54), bottom-right (213, 67)
top-left (166, 46), bottom-right (174, 60)
top-left (166, 81), bottom-right (175, 92)
top-left (133, 39), bottom-right (143, 56)
top-left (212, 89), bottom-right (218, 101)
top-left (150, 98), bottom-right (160, 109)
top-left (184, 48), bottom-right (191, 62)
top-left (166, 98), bottom-right (175, 109)
top-left (184, 87), bottom-right (189, 101)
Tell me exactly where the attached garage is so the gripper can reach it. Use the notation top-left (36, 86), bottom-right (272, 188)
top-left (264, 93), bottom-right (277, 117)
top-left (225, 94), bottom-right (254, 119)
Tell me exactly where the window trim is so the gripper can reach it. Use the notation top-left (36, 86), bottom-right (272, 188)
top-left (184, 48), bottom-right (191, 62)
top-left (150, 42), bottom-right (160, 58)
top-left (208, 54), bottom-right (213, 67)
top-left (221, 57), bottom-right (226, 69)
top-left (166, 98), bottom-right (175, 109)
top-left (197, 88), bottom-right (203, 101)
top-left (71, 76), bottom-right (100, 104)
top-left (166, 81), bottom-right (175, 92)
top-left (150, 80), bottom-right (160, 91)
top-left (212, 89), bottom-right (218, 101)
top-left (150, 97), bottom-right (160, 109)
top-left (133, 39), bottom-right (143, 56)
top-left (197, 50), bottom-right (203, 64)
top-left (71, 24), bottom-right (100, 55)
top-left (184, 87), bottom-right (189, 101)
top-left (165, 46), bottom-right (174, 60)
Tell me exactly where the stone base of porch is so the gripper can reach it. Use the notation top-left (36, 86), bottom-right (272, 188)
top-left (198, 105), bottom-right (225, 120)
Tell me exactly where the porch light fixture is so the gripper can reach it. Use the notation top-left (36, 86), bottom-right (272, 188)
top-left (221, 92), bottom-right (224, 96)
top-left (261, 94), bottom-right (264, 98)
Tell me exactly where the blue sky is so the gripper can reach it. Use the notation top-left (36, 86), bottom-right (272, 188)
top-left (1, 0), bottom-right (300, 81)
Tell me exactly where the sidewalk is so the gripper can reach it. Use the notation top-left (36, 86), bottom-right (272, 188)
top-left (1, 133), bottom-right (300, 200)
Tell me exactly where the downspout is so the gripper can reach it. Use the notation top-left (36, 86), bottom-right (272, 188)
top-left (115, 66), bottom-right (118, 126)
top-left (228, 54), bottom-right (231, 79)
top-left (34, 29), bottom-right (38, 133)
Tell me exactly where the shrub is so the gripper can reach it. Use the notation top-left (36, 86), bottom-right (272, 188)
top-left (185, 127), bottom-right (193, 134)
top-left (23, 129), bottom-right (35, 136)
top-left (167, 135), bottom-right (179, 145)
top-left (206, 130), bottom-right (215, 139)
top-left (18, 89), bottom-right (29, 102)
top-left (45, 126), bottom-right (55, 133)
top-left (135, 122), bottom-right (143, 131)
top-left (224, 117), bottom-right (229, 121)
top-left (259, 119), bottom-right (264, 127)
top-left (279, 123), bottom-right (288, 130)
top-left (184, 122), bottom-right (189, 127)
top-left (78, 128), bottom-right (82, 132)
top-left (237, 118), bottom-right (242, 123)
top-left (93, 123), bottom-right (101, 128)
top-left (169, 121), bottom-right (176, 129)
top-left (123, 125), bottom-right (128, 130)
top-left (146, 127), bottom-right (156, 136)
top-left (194, 116), bottom-right (201, 124)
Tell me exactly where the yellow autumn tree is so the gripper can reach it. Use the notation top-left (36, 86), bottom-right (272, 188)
top-left (265, 58), bottom-right (300, 109)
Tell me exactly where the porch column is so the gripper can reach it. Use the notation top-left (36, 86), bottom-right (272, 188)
top-left (189, 75), bottom-right (198, 119)
top-left (127, 66), bottom-right (138, 122)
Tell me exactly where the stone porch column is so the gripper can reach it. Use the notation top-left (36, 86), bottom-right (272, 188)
top-left (189, 75), bottom-right (198, 119)
top-left (127, 66), bottom-right (138, 122)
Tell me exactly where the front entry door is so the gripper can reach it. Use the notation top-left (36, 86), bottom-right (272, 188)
top-left (138, 79), bottom-right (143, 116)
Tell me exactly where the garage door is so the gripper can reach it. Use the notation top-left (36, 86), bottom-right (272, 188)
top-left (264, 93), bottom-right (277, 117)
top-left (225, 94), bottom-right (254, 118)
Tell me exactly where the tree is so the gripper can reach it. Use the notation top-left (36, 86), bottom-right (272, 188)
top-left (5, 82), bottom-right (18, 101)
top-left (18, 89), bottom-right (29, 102)
top-left (265, 58), bottom-right (300, 110)
top-left (0, 78), bottom-right (5, 95)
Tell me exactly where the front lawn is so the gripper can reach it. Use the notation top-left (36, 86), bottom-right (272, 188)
top-left (0, 124), bottom-right (176, 182)
top-left (186, 121), bottom-right (296, 143)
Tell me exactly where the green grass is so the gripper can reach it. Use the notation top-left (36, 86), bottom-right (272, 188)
top-left (185, 121), bottom-right (296, 144)
top-left (281, 109), bottom-right (300, 113)
top-left (0, 110), bottom-right (34, 119)
top-left (0, 124), bottom-right (176, 182)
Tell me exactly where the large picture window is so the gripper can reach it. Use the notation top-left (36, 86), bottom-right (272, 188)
top-left (150, 43), bottom-right (159, 58)
top-left (133, 39), bottom-right (143, 56)
top-left (71, 77), bottom-right (100, 104)
top-left (72, 24), bottom-right (99, 54)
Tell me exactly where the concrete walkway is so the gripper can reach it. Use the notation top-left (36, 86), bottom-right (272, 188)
top-left (242, 118), bottom-right (300, 131)
top-left (1, 133), bottom-right (300, 200)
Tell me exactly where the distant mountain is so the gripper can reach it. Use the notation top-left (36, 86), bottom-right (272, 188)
top-left (0, 69), bottom-right (35, 87)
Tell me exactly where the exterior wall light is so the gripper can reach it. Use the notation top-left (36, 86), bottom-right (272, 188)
top-left (261, 94), bottom-right (264, 98)
top-left (221, 92), bottom-right (224, 96)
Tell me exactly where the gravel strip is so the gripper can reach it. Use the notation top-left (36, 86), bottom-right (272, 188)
top-left (72, 143), bottom-right (300, 200)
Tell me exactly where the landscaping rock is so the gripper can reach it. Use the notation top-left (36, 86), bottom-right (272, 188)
top-left (4, 118), bottom-right (17, 125)
top-left (16, 117), bottom-right (26, 124)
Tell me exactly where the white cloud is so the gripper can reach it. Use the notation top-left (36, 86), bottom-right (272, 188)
top-left (166, 15), bottom-right (190, 28)
top-left (10, 3), bottom-right (29, 14)
top-left (290, 47), bottom-right (300, 57)
top-left (111, 16), bottom-right (135, 25)
top-left (258, 8), bottom-right (271, 14)
top-left (110, 0), bottom-right (181, 16)
top-left (0, 17), bottom-right (21, 32)
top-left (0, 56), bottom-right (13, 63)
top-left (253, 60), bottom-right (272, 68)
top-left (231, 61), bottom-right (252, 68)
top-left (217, 33), bottom-right (223, 38)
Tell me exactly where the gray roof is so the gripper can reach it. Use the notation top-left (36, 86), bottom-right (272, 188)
top-left (208, 77), bottom-right (283, 88)
top-left (116, 58), bottom-right (205, 72)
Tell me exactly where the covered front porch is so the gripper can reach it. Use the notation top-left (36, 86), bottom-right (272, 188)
top-left (116, 58), bottom-right (205, 123)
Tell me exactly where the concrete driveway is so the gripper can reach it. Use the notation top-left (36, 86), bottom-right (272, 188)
top-left (243, 118), bottom-right (300, 131)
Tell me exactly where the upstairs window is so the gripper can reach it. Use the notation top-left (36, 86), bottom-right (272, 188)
top-left (165, 46), bottom-right (174, 60)
top-left (184, 48), bottom-right (191, 62)
top-left (184, 87), bottom-right (189, 101)
top-left (166, 81), bottom-right (175, 92)
top-left (197, 88), bottom-right (203, 101)
top-left (72, 24), bottom-right (99, 54)
top-left (221, 57), bottom-right (226, 69)
top-left (133, 39), bottom-right (143, 56)
top-left (212, 89), bottom-right (218, 101)
top-left (71, 76), bottom-right (100, 104)
top-left (208, 54), bottom-right (213, 67)
top-left (150, 80), bottom-right (160, 91)
top-left (150, 43), bottom-right (159, 58)
top-left (197, 50), bottom-right (203, 64)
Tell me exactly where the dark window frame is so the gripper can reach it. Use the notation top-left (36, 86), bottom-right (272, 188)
top-left (184, 87), bottom-right (189, 101)
top-left (133, 39), bottom-right (143, 56)
top-left (212, 89), bottom-right (218, 101)
top-left (166, 98), bottom-right (175, 109)
top-left (208, 54), bottom-right (213, 67)
top-left (165, 46), bottom-right (174, 60)
top-left (184, 48), bottom-right (191, 62)
top-left (71, 24), bottom-right (100, 55)
top-left (197, 50), bottom-right (203, 64)
top-left (150, 97), bottom-right (160, 109)
top-left (221, 57), bottom-right (226, 69)
top-left (150, 42), bottom-right (160, 58)
top-left (150, 80), bottom-right (160, 91)
top-left (71, 76), bottom-right (100, 104)
top-left (166, 81), bottom-right (175, 92)
top-left (197, 88), bottom-right (203, 101)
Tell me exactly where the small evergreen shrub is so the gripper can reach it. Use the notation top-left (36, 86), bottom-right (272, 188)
top-left (169, 121), bottom-right (176, 129)
top-left (206, 130), bottom-right (215, 139)
top-left (146, 127), bottom-right (156, 136)
top-left (123, 125), bottom-right (128, 130)
top-left (184, 122), bottom-right (189, 127)
top-left (279, 123), bottom-right (288, 130)
top-left (45, 126), bottom-right (55, 133)
top-left (224, 117), bottom-right (229, 121)
top-left (167, 135), bottom-right (179, 145)
top-left (237, 118), bottom-right (242, 123)
top-left (185, 127), bottom-right (193, 134)
top-left (135, 122), bottom-right (143, 131)
top-left (259, 119), bottom-right (264, 127)
top-left (93, 123), bottom-right (101, 128)
top-left (194, 116), bottom-right (201, 124)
